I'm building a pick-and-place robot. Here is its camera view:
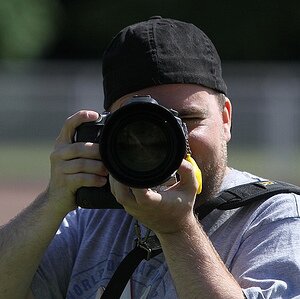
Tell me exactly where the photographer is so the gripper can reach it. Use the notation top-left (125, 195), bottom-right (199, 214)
top-left (1, 16), bottom-right (300, 299)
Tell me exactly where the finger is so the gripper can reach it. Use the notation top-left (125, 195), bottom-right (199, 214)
top-left (63, 159), bottom-right (108, 176)
top-left (130, 188), bottom-right (161, 206)
top-left (109, 176), bottom-right (136, 207)
top-left (66, 173), bottom-right (107, 191)
top-left (52, 142), bottom-right (100, 161)
top-left (56, 110), bottom-right (99, 145)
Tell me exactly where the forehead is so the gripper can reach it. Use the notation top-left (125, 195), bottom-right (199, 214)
top-left (109, 84), bottom-right (219, 113)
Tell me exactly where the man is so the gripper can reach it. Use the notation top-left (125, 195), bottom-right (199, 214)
top-left (1, 16), bottom-right (300, 299)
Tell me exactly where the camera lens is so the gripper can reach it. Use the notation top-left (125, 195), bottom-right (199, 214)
top-left (100, 99), bottom-right (187, 188)
top-left (115, 120), bottom-right (168, 172)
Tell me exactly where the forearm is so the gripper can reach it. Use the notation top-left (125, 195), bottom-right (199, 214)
top-left (156, 214), bottom-right (244, 299)
top-left (0, 190), bottom-right (68, 299)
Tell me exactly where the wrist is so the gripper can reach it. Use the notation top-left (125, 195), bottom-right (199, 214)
top-left (156, 212), bottom-right (202, 242)
top-left (44, 186), bottom-right (76, 218)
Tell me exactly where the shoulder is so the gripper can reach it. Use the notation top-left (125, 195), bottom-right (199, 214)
top-left (247, 192), bottom-right (300, 226)
top-left (223, 168), bottom-right (300, 218)
top-left (221, 168), bottom-right (265, 190)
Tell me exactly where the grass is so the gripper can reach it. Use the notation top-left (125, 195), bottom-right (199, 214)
top-left (0, 141), bottom-right (52, 182)
top-left (229, 146), bottom-right (300, 185)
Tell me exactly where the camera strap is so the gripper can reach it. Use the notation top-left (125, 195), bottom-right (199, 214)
top-left (194, 180), bottom-right (300, 220)
top-left (101, 180), bottom-right (300, 298)
top-left (100, 223), bottom-right (162, 299)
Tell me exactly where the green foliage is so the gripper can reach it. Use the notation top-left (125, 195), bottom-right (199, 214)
top-left (0, 0), bottom-right (299, 59)
top-left (0, 0), bottom-right (61, 58)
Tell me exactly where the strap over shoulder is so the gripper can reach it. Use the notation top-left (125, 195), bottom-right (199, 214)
top-left (195, 180), bottom-right (300, 220)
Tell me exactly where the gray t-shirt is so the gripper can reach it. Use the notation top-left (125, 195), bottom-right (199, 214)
top-left (32, 169), bottom-right (300, 298)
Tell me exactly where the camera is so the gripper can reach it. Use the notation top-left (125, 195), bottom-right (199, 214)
top-left (75, 95), bottom-right (189, 209)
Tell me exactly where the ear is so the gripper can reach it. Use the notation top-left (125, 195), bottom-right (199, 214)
top-left (222, 97), bottom-right (232, 142)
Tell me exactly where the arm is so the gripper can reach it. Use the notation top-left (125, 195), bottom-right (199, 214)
top-left (0, 191), bottom-right (67, 299)
top-left (156, 216), bottom-right (244, 298)
top-left (109, 159), bottom-right (244, 298)
top-left (0, 110), bottom-right (106, 299)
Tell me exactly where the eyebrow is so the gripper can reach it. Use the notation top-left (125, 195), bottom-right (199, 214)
top-left (177, 106), bottom-right (210, 118)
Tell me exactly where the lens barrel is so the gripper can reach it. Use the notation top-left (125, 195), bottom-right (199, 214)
top-left (100, 98), bottom-right (187, 188)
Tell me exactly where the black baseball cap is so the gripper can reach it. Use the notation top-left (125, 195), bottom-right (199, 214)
top-left (102, 16), bottom-right (227, 110)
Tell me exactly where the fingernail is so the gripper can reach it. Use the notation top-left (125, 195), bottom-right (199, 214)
top-left (87, 111), bottom-right (99, 119)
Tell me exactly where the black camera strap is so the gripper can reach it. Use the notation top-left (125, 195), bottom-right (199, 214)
top-left (194, 180), bottom-right (300, 219)
top-left (101, 180), bottom-right (300, 298)
top-left (100, 223), bottom-right (162, 299)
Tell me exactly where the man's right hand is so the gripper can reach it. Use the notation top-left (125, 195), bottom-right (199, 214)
top-left (47, 110), bottom-right (109, 214)
top-left (1, 110), bottom-right (108, 299)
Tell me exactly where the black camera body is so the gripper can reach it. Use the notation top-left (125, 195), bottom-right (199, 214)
top-left (75, 95), bottom-right (188, 209)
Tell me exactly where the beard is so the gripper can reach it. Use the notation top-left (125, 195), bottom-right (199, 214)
top-left (194, 138), bottom-right (228, 208)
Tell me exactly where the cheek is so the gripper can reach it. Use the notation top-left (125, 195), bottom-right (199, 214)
top-left (187, 124), bottom-right (225, 165)
top-left (188, 130), bottom-right (215, 159)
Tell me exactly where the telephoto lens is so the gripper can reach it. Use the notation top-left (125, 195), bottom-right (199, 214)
top-left (100, 96), bottom-right (188, 188)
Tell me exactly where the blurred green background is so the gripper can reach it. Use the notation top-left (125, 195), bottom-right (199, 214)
top-left (0, 0), bottom-right (300, 223)
top-left (1, 0), bottom-right (300, 60)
